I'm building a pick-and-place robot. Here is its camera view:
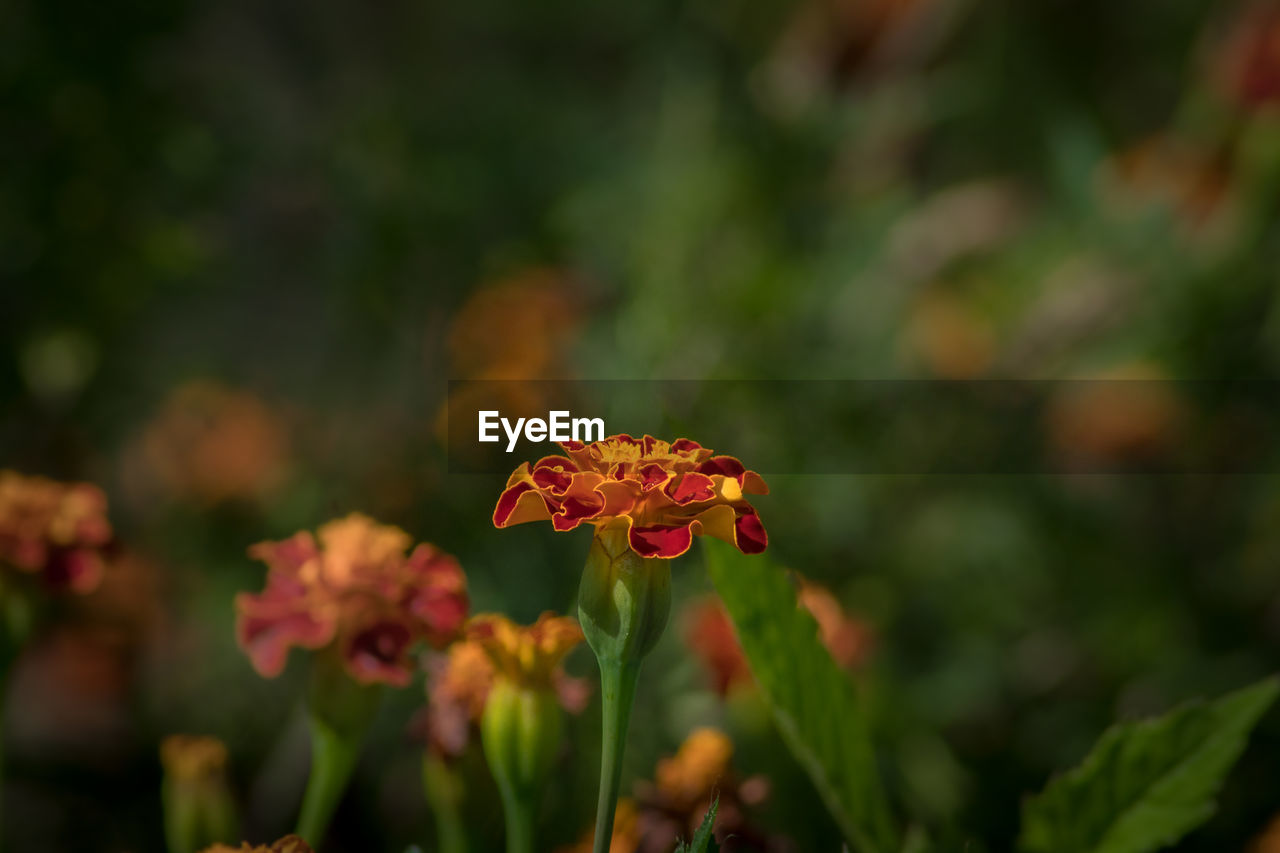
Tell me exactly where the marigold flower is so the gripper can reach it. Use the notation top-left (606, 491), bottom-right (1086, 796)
top-left (235, 513), bottom-right (468, 687)
top-left (424, 640), bottom-right (496, 758)
top-left (653, 728), bottom-right (734, 811)
top-left (200, 837), bottom-right (312, 853)
top-left (467, 611), bottom-right (584, 690)
top-left (447, 267), bottom-right (581, 380)
top-left (128, 381), bottom-right (290, 506)
top-left (161, 734), bottom-right (229, 783)
top-left (424, 619), bottom-right (589, 760)
top-left (0, 470), bottom-right (112, 593)
top-left (494, 435), bottom-right (768, 559)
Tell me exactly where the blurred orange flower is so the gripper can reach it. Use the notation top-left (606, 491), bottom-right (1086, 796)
top-left (160, 734), bottom-right (229, 782)
top-left (686, 581), bottom-right (873, 696)
top-left (425, 614), bottom-right (589, 758)
top-left (424, 640), bottom-right (495, 758)
top-left (494, 435), bottom-right (768, 559)
top-left (556, 797), bottom-right (642, 853)
top-left (467, 611), bottom-right (584, 690)
top-left (561, 728), bottom-right (776, 852)
top-left (0, 470), bottom-right (112, 593)
top-left (200, 837), bottom-right (312, 853)
top-left (652, 728), bottom-right (734, 812)
top-left (235, 513), bottom-right (468, 686)
top-left (684, 599), bottom-right (752, 696)
top-left (127, 381), bottom-right (290, 506)
top-left (1045, 365), bottom-right (1183, 467)
top-left (796, 580), bottom-right (874, 669)
top-left (447, 267), bottom-right (581, 380)
top-left (1251, 812), bottom-right (1280, 852)
top-left (904, 291), bottom-right (996, 379)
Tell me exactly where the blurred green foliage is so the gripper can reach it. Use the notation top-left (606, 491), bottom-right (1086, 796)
top-left (4, 0), bottom-right (1280, 849)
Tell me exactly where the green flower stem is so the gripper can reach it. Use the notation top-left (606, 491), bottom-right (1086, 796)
top-left (577, 527), bottom-right (672, 853)
top-left (162, 777), bottom-right (238, 853)
top-left (0, 575), bottom-right (36, 850)
top-left (422, 754), bottom-right (468, 853)
top-left (591, 659), bottom-right (641, 853)
top-left (295, 652), bottom-right (382, 845)
top-left (494, 776), bottom-right (536, 853)
top-left (295, 714), bottom-right (363, 843)
top-left (480, 681), bottom-right (561, 853)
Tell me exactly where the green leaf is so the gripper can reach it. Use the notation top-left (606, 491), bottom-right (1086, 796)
top-left (675, 795), bottom-right (720, 853)
top-left (703, 540), bottom-right (898, 853)
top-left (1020, 676), bottom-right (1279, 853)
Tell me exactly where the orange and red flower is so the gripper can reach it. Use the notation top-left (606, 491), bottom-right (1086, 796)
top-left (0, 470), bottom-right (112, 593)
top-left (467, 611), bottom-right (585, 690)
top-left (235, 513), bottom-right (468, 687)
top-left (494, 435), bottom-right (768, 559)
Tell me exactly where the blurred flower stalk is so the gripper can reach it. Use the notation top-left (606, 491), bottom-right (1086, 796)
top-left (494, 435), bottom-right (768, 853)
top-left (161, 734), bottom-right (239, 853)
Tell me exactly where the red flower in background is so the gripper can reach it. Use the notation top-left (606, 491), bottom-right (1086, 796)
top-left (0, 470), bottom-right (112, 593)
top-left (235, 513), bottom-right (468, 687)
top-left (1215, 1), bottom-right (1280, 111)
top-left (494, 435), bottom-right (768, 559)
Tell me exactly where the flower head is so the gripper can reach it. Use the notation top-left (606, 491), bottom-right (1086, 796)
top-left (129, 381), bottom-right (290, 506)
top-left (424, 616), bottom-right (588, 759)
top-left (653, 728), bottom-right (734, 812)
top-left (467, 611), bottom-right (584, 690)
top-left (161, 735), bottom-right (229, 784)
top-left (0, 470), bottom-right (112, 593)
top-left (494, 435), bottom-right (768, 559)
top-left (235, 513), bottom-right (468, 687)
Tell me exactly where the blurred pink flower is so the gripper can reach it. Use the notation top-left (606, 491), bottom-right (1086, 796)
top-left (236, 513), bottom-right (468, 687)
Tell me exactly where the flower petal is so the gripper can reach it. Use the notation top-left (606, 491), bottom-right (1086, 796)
top-left (628, 523), bottom-right (694, 559)
top-left (493, 482), bottom-right (553, 527)
top-left (666, 472), bottom-right (716, 504)
top-left (734, 511), bottom-right (768, 554)
top-left (344, 619), bottom-right (415, 686)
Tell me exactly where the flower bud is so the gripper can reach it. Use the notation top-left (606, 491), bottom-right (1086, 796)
top-left (481, 678), bottom-right (564, 798)
top-left (577, 524), bottom-right (672, 667)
